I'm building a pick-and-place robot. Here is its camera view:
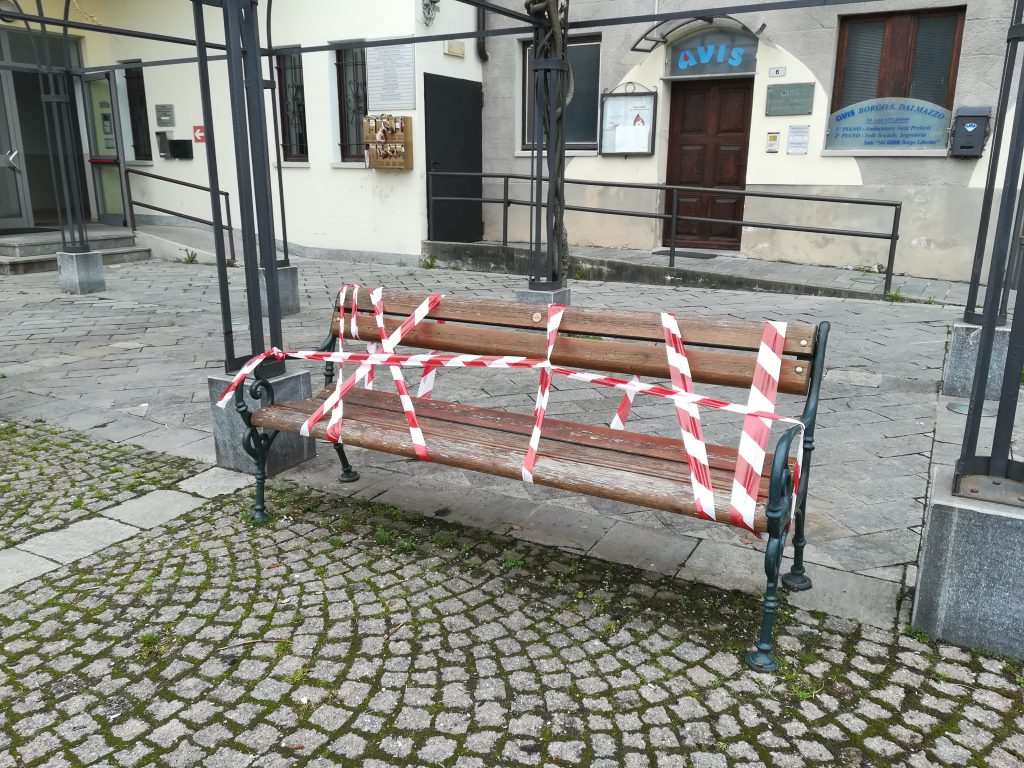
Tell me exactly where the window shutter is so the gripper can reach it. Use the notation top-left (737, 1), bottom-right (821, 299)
top-left (839, 20), bottom-right (885, 109)
top-left (910, 15), bottom-right (958, 107)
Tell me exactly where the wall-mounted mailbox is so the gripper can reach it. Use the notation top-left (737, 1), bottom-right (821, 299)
top-left (950, 107), bottom-right (991, 158)
top-left (168, 139), bottom-right (194, 160)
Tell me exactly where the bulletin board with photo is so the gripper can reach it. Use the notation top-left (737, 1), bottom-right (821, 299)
top-left (599, 90), bottom-right (657, 157)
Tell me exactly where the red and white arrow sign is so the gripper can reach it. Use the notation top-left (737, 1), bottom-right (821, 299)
top-left (193, 125), bottom-right (206, 143)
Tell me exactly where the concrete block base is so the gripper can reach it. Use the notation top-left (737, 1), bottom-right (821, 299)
top-left (515, 287), bottom-right (571, 306)
top-left (260, 265), bottom-right (300, 317)
top-left (57, 251), bottom-right (105, 294)
top-left (942, 321), bottom-right (1009, 400)
top-left (208, 370), bottom-right (316, 477)
top-left (913, 465), bottom-right (1024, 659)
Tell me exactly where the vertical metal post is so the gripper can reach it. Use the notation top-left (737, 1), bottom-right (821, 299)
top-left (957, 45), bottom-right (1024, 481)
top-left (427, 171), bottom-right (435, 241)
top-left (502, 175), bottom-right (510, 247)
top-left (224, 193), bottom-right (237, 266)
top-left (669, 188), bottom-right (678, 268)
top-left (124, 169), bottom-right (137, 231)
top-left (193, 0), bottom-right (236, 371)
top-left (264, 0), bottom-right (290, 267)
top-left (221, 0), bottom-right (266, 359)
top-left (530, 56), bottom-right (545, 287)
top-left (963, 0), bottom-right (1024, 324)
top-left (883, 203), bottom-right (901, 296)
top-left (238, 0), bottom-right (284, 352)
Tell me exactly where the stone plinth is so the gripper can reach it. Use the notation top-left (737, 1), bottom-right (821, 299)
top-left (942, 322), bottom-right (1010, 400)
top-left (58, 251), bottom-right (105, 294)
top-left (914, 466), bottom-right (1024, 659)
top-left (259, 265), bottom-right (300, 317)
top-left (515, 287), bottom-right (571, 306)
top-left (208, 370), bottom-right (316, 476)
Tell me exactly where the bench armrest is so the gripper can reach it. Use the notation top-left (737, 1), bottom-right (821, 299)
top-left (766, 424), bottom-right (803, 538)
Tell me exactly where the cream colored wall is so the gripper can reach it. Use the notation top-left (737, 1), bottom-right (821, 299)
top-left (29, 0), bottom-right (482, 256)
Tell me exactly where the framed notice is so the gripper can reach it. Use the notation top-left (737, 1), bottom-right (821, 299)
top-left (599, 91), bottom-right (657, 156)
top-left (366, 44), bottom-right (416, 112)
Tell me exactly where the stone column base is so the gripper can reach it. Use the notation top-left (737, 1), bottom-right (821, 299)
top-left (913, 465), bottom-right (1024, 658)
top-left (58, 251), bottom-right (105, 294)
top-left (942, 321), bottom-right (1009, 400)
top-left (259, 265), bottom-right (300, 317)
top-left (515, 287), bottom-right (571, 306)
top-left (208, 369), bottom-right (316, 476)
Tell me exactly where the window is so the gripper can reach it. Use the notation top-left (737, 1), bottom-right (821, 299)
top-left (832, 8), bottom-right (964, 112)
top-left (522, 36), bottom-right (600, 151)
top-left (275, 52), bottom-right (308, 161)
top-left (336, 48), bottom-right (368, 163)
top-left (123, 64), bottom-right (152, 162)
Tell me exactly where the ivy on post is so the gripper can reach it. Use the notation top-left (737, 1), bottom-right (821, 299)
top-left (522, 0), bottom-right (571, 302)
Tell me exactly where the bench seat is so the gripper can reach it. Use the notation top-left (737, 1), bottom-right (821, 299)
top-left (252, 386), bottom-right (795, 533)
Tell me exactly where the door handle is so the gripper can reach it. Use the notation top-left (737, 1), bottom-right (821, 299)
top-left (4, 150), bottom-right (21, 173)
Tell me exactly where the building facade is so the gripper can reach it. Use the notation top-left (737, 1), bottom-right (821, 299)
top-left (0, 0), bottom-right (1012, 281)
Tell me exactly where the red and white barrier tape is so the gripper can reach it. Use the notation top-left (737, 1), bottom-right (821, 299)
top-left (609, 376), bottom-right (641, 431)
top-left (661, 312), bottom-right (716, 521)
top-left (217, 286), bottom-right (807, 535)
top-left (522, 305), bottom-right (564, 483)
top-left (728, 321), bottom-right (787, 533)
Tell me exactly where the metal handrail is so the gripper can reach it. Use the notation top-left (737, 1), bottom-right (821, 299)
top-left (427, 171), bottom-right (904, 294)
top-left (125, 168), bottom-right (237, 266)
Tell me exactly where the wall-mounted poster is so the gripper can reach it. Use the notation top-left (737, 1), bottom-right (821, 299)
top-left (600, 91), bottom-right (657, 156)
top-left (827, 97), bottom-right (950, 151)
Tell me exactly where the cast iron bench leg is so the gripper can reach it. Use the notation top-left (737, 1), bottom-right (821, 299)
top-left (334, 444), bottom-right (360, 483)
top-left (783, 430), bottom-right (815, 592)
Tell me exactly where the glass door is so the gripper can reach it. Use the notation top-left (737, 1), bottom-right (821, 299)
top-left (0, 72), bottom-right (31, 232)
top-left (83, 72), bottom-right (128, 226)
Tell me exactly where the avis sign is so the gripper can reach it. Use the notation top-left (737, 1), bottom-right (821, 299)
top-left (667, 29), bottom-right (758, 78)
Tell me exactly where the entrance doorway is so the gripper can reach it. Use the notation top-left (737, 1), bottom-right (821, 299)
top-left (424, 73), bottom-right (483, 243)
top-left (664, 77), bottom-right (753, 250)
top-left (0, 72), bottom-right (31, 231)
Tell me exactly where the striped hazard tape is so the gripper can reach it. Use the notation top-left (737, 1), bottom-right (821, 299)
top-left (217, 285), bottom-right (806, 536)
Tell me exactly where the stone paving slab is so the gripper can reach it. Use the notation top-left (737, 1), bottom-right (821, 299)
top-left (17, 517), bottom-right (139, 564)
top-left (101, 490), bottom-right (205, 529)
top-left (589, 521), bottom-right (700, 576)
top-left (177, 467), bottom-right (255, 498)
top-left (0, 548), bottom-right (57, 591)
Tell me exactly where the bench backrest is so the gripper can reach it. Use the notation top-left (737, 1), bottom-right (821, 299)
top-left (331, 291), bottom-right (820, 397)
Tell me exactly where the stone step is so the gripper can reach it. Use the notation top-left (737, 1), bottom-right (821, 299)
top-left (0, 246), bottom-right (151, 276)
top-left (0, 232), bottom-right (137, 259)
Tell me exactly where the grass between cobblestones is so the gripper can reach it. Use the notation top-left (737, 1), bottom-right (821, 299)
top-left (0, 420), bottom-right (199, 549)
top-left (0, 432), bottom-right (1023, 767)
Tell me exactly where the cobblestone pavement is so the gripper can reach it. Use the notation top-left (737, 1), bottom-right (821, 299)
top-left (0, 256), bottom-right (956, 626)
top-left (0, 421), bottom-right (196, 549)
top-left (0, 432), bottom-right (1021, 768)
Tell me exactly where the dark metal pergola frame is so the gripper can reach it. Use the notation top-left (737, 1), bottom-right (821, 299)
top-left (5, 0), bottom-right (1024, 503)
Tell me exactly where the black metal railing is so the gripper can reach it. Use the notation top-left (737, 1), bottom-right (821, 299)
top-left (427, 171), bottom-right (904, 294)
top-left (125, 167), bottom-right (237, 266)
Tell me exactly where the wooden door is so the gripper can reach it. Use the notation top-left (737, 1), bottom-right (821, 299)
top-left (664, 78), bottom-right (753, 250)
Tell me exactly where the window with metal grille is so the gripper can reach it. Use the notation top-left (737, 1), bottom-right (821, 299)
top-left (832, 8), bottom-right (965, 113)
top-left (124, 64), bottom-right (152, 162)
top-left (275, 52), bottom-right (308, 161)
top-left (336, 47), bottom-right (368, 163)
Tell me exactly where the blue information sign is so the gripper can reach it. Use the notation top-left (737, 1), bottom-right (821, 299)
top-left (666, 29), bottom-right (758, 78)
top-left (827, 97), bottom-right (950, 151)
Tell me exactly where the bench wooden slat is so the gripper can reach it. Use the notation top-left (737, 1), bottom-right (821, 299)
top-left (338, 316), bottom-right (811, 395)
top-left (254, 388), bottom-right (780, 531)
top-left (344, 291), bottom-right (818, 356)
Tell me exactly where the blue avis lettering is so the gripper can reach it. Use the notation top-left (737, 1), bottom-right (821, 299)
top-left (678, 45), bottom-right (744, 71)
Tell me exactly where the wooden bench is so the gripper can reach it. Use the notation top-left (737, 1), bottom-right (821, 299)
top-left (226, 289), bottom-right (830, 671)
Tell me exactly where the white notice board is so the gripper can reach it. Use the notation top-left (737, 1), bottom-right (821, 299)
top-left (600, 92), bottom-right (657, 156)
top-left (367, 44), bottom-right (416, 112)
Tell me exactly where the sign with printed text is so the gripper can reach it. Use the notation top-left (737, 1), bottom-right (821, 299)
top-left (666, 29), bottom-right (758, 78)
top-left (193, 126), bottom-right (206, 143)
top-left (367, 44), bottom-right (416, 111)
top-left (827, 98), bottom-right (950, 151)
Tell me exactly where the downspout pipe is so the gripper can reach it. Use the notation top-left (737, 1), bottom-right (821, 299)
top-left (476, 7), bottom-right (488, 61)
